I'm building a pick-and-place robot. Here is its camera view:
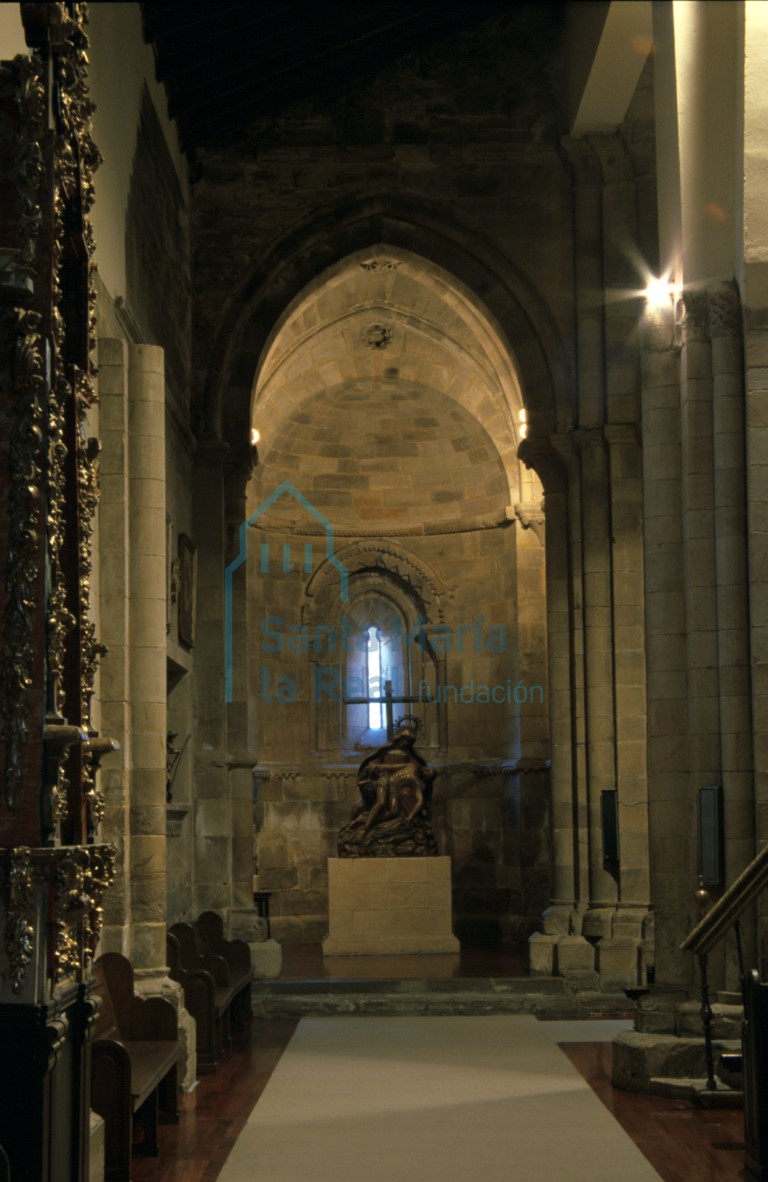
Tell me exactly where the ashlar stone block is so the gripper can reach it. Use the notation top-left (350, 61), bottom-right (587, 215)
top-left (528, 931), bottom-right (557, 975)
top-left (597, 937), bottom-right (641, 989)
top-left (323, 856), bottom-right (459, 955)
top-left (557, 935), bottom-right (596, 973)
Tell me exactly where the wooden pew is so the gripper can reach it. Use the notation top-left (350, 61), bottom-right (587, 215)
top-left (91, 953), bottom-right (180, 1182)
top-left (168, 915), bottom-right (252, 1069)
top-left (166, 928), bottom-right (225, 1074)
top-left (194, 910), bottom-right (253, 1028)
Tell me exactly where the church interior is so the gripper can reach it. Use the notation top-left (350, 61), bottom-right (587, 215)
top-left (1, 1), bottom-right (767, 1178)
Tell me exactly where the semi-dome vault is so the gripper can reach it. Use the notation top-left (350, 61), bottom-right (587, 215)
top-left (248, 246), bottom-right (543, 525)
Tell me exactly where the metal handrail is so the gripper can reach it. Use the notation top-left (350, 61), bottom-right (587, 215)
top-left (680, 841), bottom-right (768, 956)
top-left (678, 840), bottom-right (768, 1093)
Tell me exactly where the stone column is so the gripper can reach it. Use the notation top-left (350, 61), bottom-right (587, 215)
top-left (127, 344), bottom-right (168, 973)
top-left (589, 134), bottom-right (642, 427)
top-left (224, 444), bottom-right (255, 750)
top-left (97, 340), bottom-right (197, 1087)
top-left (192, 438), bottom-right (231, 917)
top-left (527, 439), bottom-right (590, 978)
top-left (680, 291), bottom-right (721, 790)
top-left (710, 281), bottom-right (754, 985)
top-left (640, 302), bottom-right (691, 988)
top-left (743, 2), bottom-right (768, 980)
top-left (542, 487), bottom-right (577, 921)
top-left (562, 138), bottom-right (605, 429)
top-left (604, 423), bottom-right (650, 984)
top-left (192, 439), bottom-right (280, 974)
top-left (97, 338), bottom-right (131, 952)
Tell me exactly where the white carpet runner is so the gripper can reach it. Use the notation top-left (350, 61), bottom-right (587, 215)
top-left (219, 1016), bottom-right (662, 1182)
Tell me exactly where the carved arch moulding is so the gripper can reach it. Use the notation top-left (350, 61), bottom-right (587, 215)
top-left (202, 193), bottom-right (570, 444)
top-left (303, 540), bottom-right (447, 627)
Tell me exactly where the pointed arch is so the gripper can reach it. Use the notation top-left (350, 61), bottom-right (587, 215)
top-left (200, 192), bottom-right (573, 457)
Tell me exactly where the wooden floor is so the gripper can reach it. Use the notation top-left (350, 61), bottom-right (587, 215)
top-left (560, 1042), bottom-right (746, 1182)
top-left (131, 945), bottom-right (746, 1182)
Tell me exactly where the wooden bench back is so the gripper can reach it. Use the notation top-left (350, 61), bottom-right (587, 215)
top-left (195, 910), bottom-right (225, 955)
top-left (169, 922), bottom-right (205, 971)
top-left (96, 952), bottom-right (138, 1038)
top-left (94, 951), bottom-right (178, 1042)
top-left (166, 930), bottom-right (184, 982)
top-left (92, 956), bottom-right (121, 1041)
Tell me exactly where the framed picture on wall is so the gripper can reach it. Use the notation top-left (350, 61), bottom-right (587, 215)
top-left (178, 533), bottom-right (197, 648)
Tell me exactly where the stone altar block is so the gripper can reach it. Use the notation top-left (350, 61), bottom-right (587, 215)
top-left (323, 856), bottom-right (460, 955)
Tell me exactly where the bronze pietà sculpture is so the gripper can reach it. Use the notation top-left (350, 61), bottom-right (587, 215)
top-left (338, 716), bottom-right (438, 857)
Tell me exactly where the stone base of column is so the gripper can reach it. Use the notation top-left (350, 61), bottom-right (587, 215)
top-left (582, 906), bottom-right (616, 939)
top-left (612, 1027), bottom-right (741, 1094)
top-left (557, 934), bottom-right (599, 989)
top-left (597, 936), bottom-right (642, 989)
top-left (541, 902), bottom-right (579, 935)
top-left (323, 856), bottom-right (459, 956)
top-left (226, 905), bottom-right (283, 978)
top-left (529, 931), bottom-right (558, 974)
top-left (250, 940), bottom-right (282, 978)
top-left (529, 931), bottom-right (644, 990)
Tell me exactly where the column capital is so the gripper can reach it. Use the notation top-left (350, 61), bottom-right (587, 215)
top-left (516, 435), bottom-right (567, 493)
top-left (708, 280), bottom-right (741, 339)
top-left (513, 501), bottom-right (545, 544)
top-left (681, 288), bottom-right (710, 344)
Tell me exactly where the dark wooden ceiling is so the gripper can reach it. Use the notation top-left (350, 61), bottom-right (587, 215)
top-left (140, 1), bottom-right (557, 155)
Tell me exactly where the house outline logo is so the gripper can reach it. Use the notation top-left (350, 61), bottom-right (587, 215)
top-left (224, 479), bottom-right (349, 702)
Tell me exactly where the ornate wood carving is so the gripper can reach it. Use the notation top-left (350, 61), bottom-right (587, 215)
top-left (4, 847), bottom-right (35, 994)
top-left (1, 844), bottom-right (116, 992)
top-left (81, 843), bottom-right (116, 964)
top-left (1, 310), bottom-right (46, 806)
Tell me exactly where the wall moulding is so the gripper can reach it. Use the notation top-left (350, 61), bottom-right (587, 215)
top-left (249, 511), bottom-right (513, 540)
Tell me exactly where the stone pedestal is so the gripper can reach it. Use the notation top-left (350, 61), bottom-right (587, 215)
top-left (323, 856), bottom-right (459, 955)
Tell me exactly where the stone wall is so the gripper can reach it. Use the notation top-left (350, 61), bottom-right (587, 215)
top-left (255, 757), bottom-right (549, 947)
top-left (249, 514), bottom-right (549, 945)
top-left (191, 9), bottom-right (576, 436)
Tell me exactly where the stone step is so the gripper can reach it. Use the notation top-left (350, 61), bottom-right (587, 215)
top-left (252, 981), bottom-right (635, 1020)
top-left (260, 975), bottom-right (569, 996)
